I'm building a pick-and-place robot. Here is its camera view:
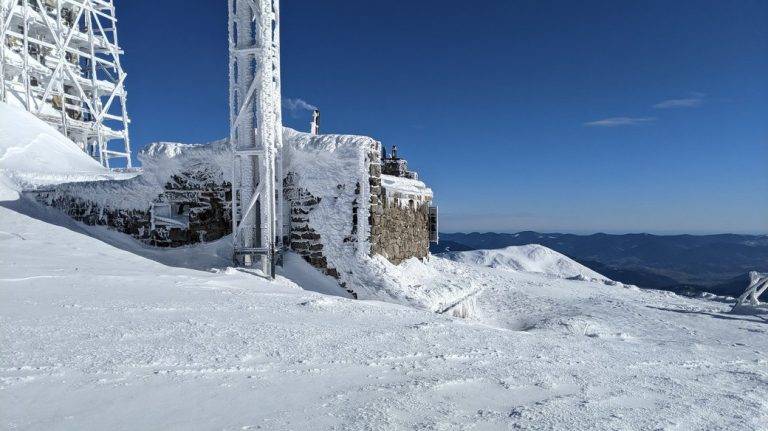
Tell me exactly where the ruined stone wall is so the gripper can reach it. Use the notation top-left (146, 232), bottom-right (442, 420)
top-left (371, 194), bottom-right (431, 264)
top-left (284, 173), bottom-right (329, 271)
top-left (151, 171), bottom-right (232, 247)
top-left (30, 171), bottom-right (231, 247)
top-left (368, 148), bottom-right (383, 251)
top-left (33, 192), bottom-right (153, 238)
top-left (30, 128), bottom-right (435, 289)
top-left (283, 150), bottom-right (378, 299)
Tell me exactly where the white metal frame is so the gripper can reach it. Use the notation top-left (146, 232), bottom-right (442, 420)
top-left (0, 0), bottom-right (131, 168)
top-left (228, 0), bottom-right (283, 276)
top-left (734, 271), bottom-right (768, 310)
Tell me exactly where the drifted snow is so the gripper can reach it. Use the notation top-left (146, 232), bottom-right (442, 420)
top-left (1, 178), bottom-right (767, 430)
top-left (381, 174), bottom-right (433, 198)
top-left (0, 102), bottom-right (118, 189)
top-left (32, 139), bottom-right (233, 211)
top-left (445, 244), bottom-right (609, 282)
top-left (139, 139), bottom-right (232, 187)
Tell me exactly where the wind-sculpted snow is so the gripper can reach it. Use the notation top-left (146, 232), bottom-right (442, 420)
top-left (0, 102), bottom-right (117, 189)
top-left (1, 179), bottom-right (766, 430)
top-left (445, 244), bottom-right (609, 281)
top-left (139, 139), bottom-right (233, 188)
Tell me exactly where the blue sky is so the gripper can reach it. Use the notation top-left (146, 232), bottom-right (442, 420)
top-left (117, 0), bottom-right (767, 234)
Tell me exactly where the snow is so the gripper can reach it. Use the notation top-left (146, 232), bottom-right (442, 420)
top-left (1, 175), bottom-right (767, 430)
top-left (0, 102), bottom-right (118, 189)
top-left (444, 244), bottom-right (609, 282)
top-left (733, 271), bottom-right (768, 314)
top-left (381, 174), bottom-right (433, 198)
top-left (1, 106), bottom-right (766, 428)
top-left (139, 139), bottom-right (232, 184)
top-left (30, 138), bottom-right (233, 212)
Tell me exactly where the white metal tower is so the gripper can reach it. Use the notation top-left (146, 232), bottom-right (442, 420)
top-left (228, 0), bottom-right (283, 276)
top-left (0, 0), bottom-right (132, 168)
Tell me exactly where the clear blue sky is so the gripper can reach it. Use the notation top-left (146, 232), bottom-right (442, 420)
top-left (117, 0), bottom-right (768, 235)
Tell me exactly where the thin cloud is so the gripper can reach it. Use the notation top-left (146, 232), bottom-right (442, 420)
top-left (283, 98), bottom-right (317, 117)
top-left (584, 117), bottom-right (656, 127)
top-left (653, 92), bottom-right (705, 109)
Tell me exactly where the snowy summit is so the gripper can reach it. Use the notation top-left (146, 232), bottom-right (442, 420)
top-left (0, 102), bottom-right (766, 430)
top-left (1, 0), bottom-right (766, 429)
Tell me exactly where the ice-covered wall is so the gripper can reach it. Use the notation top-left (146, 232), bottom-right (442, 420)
top-left (282, 129), bottom-right (381, 297)
top-left (27, 127), bottom-right (438, 300)
top-left (27, 139), bottom-right (232, 247)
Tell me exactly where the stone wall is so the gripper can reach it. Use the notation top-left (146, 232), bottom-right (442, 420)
top-left (284, 174), bottom-right (329, 270)
top-left (30, 171), bottom-right (231, 247)
top-left (29, 129), bottom-right (436, 291)
top-left (371, 192), bottom-right (431, 264)
top-left (150, 171), bottom-right (232, 247)
top-left (33, 192), bottom-right (153, 238)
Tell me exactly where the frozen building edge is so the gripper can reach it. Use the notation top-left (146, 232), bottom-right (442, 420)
top-left (27, 127), bottom-right (439, 300)
top-left (1, 0), bottom-right (131, 168)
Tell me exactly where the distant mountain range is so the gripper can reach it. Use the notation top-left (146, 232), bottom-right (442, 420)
top-left (431, 231), bottom-right (768, 297)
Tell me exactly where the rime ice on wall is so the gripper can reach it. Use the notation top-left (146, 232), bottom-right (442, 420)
top-left (282, 130), bottom-right (447, 308)
top-left (28, 127), bottom-right (442, 306)
top-left (29, 139), bottom-right (232, 247)
top-left (282, 129), bottom-right (381, 297)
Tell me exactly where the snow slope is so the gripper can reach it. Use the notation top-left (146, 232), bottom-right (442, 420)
top-left (1, 183), bottom-right (767, 429)
top-left (0, 102), bottom-right (116, 188)
top-left (445, 244), bottom-right (609, 281)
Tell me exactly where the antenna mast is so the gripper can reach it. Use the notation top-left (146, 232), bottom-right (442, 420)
top-left (228, 0), bottom-right (283, 276)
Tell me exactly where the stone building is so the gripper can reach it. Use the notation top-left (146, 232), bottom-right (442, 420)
top-left (26, 128), bottom-right (438, 296)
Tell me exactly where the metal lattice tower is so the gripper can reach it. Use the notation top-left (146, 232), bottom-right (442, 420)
top-left (228, 0), bottom-right (283, 276)
top-left (0, 0), bottom-right (131, 168)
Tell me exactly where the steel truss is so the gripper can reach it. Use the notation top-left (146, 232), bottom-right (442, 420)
top-left (734, 271), bottom-right (768, 309)
top-left (0, 0), bottom-right (131, 168)
top-left (228, 0), bottom-right (283, 276)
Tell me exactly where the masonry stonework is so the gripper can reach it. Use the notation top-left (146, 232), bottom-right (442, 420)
top-left (370, 182), bottom-right (432, 264)
top-left (31, 170), bottom-right (231, 247)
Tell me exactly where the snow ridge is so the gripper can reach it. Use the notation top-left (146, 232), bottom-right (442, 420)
top-left (444, 244), bottom-right (609, 281)
top-left (0, 102), bottom-right (111, 189)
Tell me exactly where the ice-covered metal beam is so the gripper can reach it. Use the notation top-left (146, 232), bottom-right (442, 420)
top-left (228, 0), bottom-right (283, 276)
top-left (734, 271), bottom-right (768, 309)
top-left (0, 0), bottom-right (131, 168)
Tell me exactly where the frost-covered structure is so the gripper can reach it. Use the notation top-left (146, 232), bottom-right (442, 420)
top-left (0, 0), bottom-right (131, 167)
top-left (28, 128), bottom-right (439, 300)
top-left (29, 139), bottom-right (232, 246)
top-left (732, 271), bottom-right (768, 313)
top-left (228, 0), bottom-right (282, 274)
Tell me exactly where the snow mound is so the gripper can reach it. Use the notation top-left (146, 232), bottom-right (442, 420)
top-left (0, 102), bottom-right (109, 188)
top-left (0, 171), bottom-right (20, 201)
top-left (381, 174), bottom-right (433, 197)
top-left (444, 244), bottom-right (609, 281)
top-left (30, 139), bottom-right (232, 211)
top-left (138, 139), bottom-right (232, 186)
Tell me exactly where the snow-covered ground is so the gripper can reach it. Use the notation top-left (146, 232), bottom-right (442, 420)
top-left (1, 103), bottom-right (767, 429)
top-left (1, 185), bottom-right (767, 430)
